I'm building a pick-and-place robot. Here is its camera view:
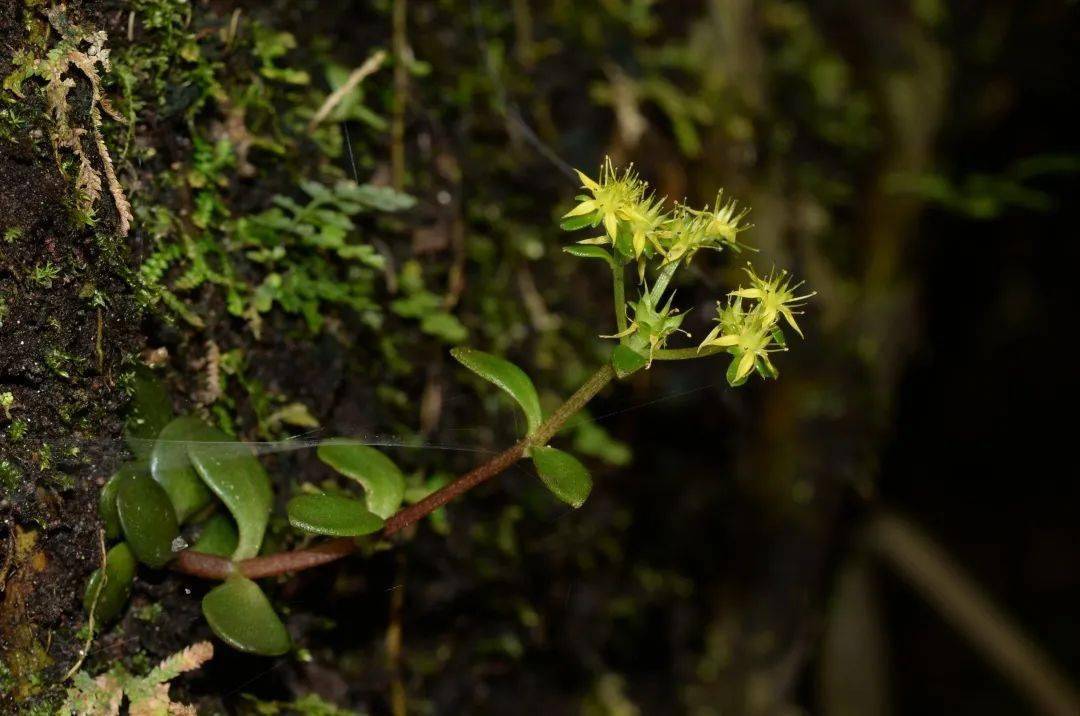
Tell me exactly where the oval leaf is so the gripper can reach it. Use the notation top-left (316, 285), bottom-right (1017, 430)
top-left (99, 463), bottom-right (144, 540)
top-left (84, 542), bottom-right (136, 623)
top-left (202, 576), bottom-right (291, 656)
top-left (316, 440), bottom-right (405, 519)
top-left (123, 365), bottom-right (173, 459)
top-left (531, 446), bottom-right (592, 508)
top-left (611, 344), bottom-right (648, 380)
top-left (563, 244), bottom-right (614, 266)
top-left (117, 473), bottom-right (180, 568)
top-left (287, 493), bottom-right (385, 537)
top-left (150, 417), bottom-right (214, 523)
top-left (559, 212), bottom-right (599, 231)
top-left (192, 514), bottom-right (239, 557)
top-left (450, 347), bottom-right (542, 436)
top-left (186, 424), bottom-right (273, 561)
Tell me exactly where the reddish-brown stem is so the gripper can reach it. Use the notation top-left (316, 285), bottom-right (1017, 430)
top-left (172, 364), bottom-right (615, 582)
top-left (383, 442), bottom-right (525, 535)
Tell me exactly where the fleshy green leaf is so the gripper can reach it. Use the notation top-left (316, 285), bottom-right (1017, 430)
top-left (450, 347), bottom-right (543, 436)
top-left (286, 493), bottom-right (385, 536)
top-left (560, 212), bottom-right (599, 231)
top-left (316, 441), bottom-right (405, 519)
top-left (117, 473), bottom-right (180, 568)
top-left (99, 464), bottom-right (143, 540)
top-left (123, 366), bottom-right (173, 459)
top-left (150, 417), bottom-right (214, 523)
top-left (192, 514), bottom-right (239, 557)
top-left (83, 542), bottom-right (136, 623)
top-left (202, 576), bottom-right (291, 656)
top-left (611, 344), bottom-right (648, 379)
top-left (186, 424), bottom-right (273, 561)
top-left (563, 244), bottom-right (614, 266)
top-left (531, 446), bottom-right (592, 508)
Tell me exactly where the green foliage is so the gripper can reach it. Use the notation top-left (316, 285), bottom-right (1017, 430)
top-left (123, 366), bottom-right (174, 459)
top-left (316, 440), bottom-right (406, 519)
top-left (611, 344), bottom-right (648, 379)
top-left (531, 446), bottom-right (592, 508)
top-left (886, 154), bottom-right (1080, 219)
top-left (286, 493), bottom-right (385, 537)
top-left (186, 427), bottom-right (273, 561)
top-left (238, 180), bottom-right (414, 333)
top-left (110, 0), bottom-right (422, 342)
top-left (150, 417), bottom-right (215, 523)
top-left (99, 465), bottom-right (142, 541)
top-left (391, 260), bottom-right (469, 343)
top-left (240, 693), bottom-right (360, 715)
top-left (83, 543), bottom-right (136, 624)
top-left (117, 473), bottom-right (180, 568)
top-left (192, 514), bottom-right (239, 558)
top-left (202, 577), bottom-right (291, 656)
top-left (563, 244), bottom-right (615, 266)
top-left (451, 347), bottom-right (543, 436)
top-left (63, 641), bottom-right (213, 714)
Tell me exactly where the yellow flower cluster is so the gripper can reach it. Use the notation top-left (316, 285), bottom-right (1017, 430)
top-left (561, 158), bottom-right (811, 386)
top-left (561, 159), bottom-right (751, 278)
top-left (699, 267), bottom-right (815, 383)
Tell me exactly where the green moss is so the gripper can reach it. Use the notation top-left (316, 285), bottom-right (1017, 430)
top-left (0, 460), bottom-right (21, 495)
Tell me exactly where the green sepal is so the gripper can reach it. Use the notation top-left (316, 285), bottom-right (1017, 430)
top-left (186, 423), bottom-right (273, 561)
top-left (191, 514), bottom-right (239, 557)
top-left (286, 493), bottom-right (385, 537)
top-left (202, 576), bottom-right (291, 656)
top-left (99, 463), bottom-right (144, 541)
top-left (123, 365), bottom-right (173, 459)
top-left (611, 344), bottom-right (648, 379)
top-left (117, 473), bottom-right (180, 568)
top-left (450, 347), bottom-right (543, 437)
top-left (316, 440), bottom-right (405, 519)
top-left (531, 446), bottom-right (592, 508)
top-left (563, 245), bottom-right (614, 266)
top-left (771, 327), bottom-right (787, 347)
top-left (612, 221), bottom-right (634, 259)
top-left (754, 356), bottom-right (779, 380)
top-left (150, 417), bottom-right (214, 523)
top-left (83, 542), bottom-right (136, 624)
top-left (725, 351), bottom-right (751, 387)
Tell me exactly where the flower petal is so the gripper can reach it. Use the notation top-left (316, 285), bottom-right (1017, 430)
top-left (780, 307), bottom-right (804, 338)
top-left (575, 169), bottom-right (600, 193)
top-left (706, 333), bottom-right (739, 347)
top-left (562, 200), bottom-right (597, 218)
top-left (603, 212), bottom-right (619, 240)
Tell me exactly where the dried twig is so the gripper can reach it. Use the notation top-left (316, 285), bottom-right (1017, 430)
top-left (63, 529), bottom-right (106, 681)
top-left (305, 49), bottom-right (387, 133)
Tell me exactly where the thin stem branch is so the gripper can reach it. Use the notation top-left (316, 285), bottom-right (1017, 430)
top-left (651, 261), bottom-right (679, 299)
top-left (173, 364), bottom-right (616, 582)
top-left (612, 264), bottom-right (627, 334)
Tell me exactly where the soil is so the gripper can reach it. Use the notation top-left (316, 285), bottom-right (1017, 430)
top-left (0, 3), bottom-right (143, 707)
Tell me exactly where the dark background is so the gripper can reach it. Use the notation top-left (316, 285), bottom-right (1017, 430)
top-left (2, 0), bottom-right (1078, 713)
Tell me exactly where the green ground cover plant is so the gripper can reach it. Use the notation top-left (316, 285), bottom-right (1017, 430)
top-left (86, 160), bottom-right (811, 655)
